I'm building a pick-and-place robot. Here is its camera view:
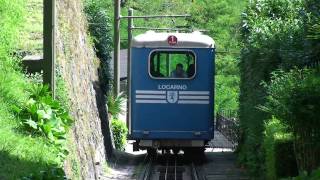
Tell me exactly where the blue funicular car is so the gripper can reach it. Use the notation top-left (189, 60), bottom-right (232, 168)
top-left (129, 31), bottom-right (215, 154)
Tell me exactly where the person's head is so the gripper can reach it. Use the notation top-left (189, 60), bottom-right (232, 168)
top-left (176, 63), bottom-right (184, 74)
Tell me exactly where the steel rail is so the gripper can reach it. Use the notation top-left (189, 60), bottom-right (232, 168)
top-left (143, 159), bottom-right (153, 180)
top-left (140, 153), bottom-right (207, 180)
top-left (138, 154), bottom-right (154, 180)
top-left (191, 162), bottom-right (207, 180)
top-left (191, 163), bottom-right (199, 180)
top-left (164, 156), bottom-right (169, 180)
top-left (174, 157), bottom-right (177, 180)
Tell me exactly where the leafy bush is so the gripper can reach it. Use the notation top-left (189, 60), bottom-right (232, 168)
top-left (16, 84), bottom-right (73, 161)
top-left (238, 0), bottom-right (318, 176)
top-left (292, 167), bottom-right (320, 180)
top-left (107, 91), bottom-right (127, 151)
top-left (274, 139), bottom-right (298, 178)
top-left (264, 117), bottom-right (298, 179)
top-left (107, 91), bottom-right (126, 119)
top-left (111, 119), bottom-right (128, 151)
top-left (262, 69), bottom-right (320, 173)
top-left (84, 0), bottom-right (113, 93)
top-left (264, 118), bottom-right (283, 179)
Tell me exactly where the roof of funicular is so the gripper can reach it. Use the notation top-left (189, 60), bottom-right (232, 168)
top-left (132, 31), bottom-right (215, 48)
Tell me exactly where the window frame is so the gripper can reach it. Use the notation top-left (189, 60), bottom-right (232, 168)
top-left (148, 49), bottom-right (197, 80)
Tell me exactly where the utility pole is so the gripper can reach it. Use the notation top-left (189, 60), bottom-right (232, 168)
top-left (43, 0), bottom-right (56, 98)
top-left (127, 8), bottom-right (133, 133)
top-left (113, 0), bottom-right (121, 95)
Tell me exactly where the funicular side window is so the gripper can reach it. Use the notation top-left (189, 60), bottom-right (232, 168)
top-left (149, 50), bottom-right (196, 79)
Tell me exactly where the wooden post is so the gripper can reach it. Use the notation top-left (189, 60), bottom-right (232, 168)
top-left (43, 0), bottom-right (56, 98)
top-left (113, 0), bottom-right (121, 95)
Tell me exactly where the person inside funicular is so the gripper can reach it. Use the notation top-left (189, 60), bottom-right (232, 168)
top-left (170, 63), bottom-right (187, 78)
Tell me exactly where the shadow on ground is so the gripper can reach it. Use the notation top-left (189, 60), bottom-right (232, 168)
top-left (101, 149), bottom-right (147, 180)
top-left (198, 151), bottom-right (249, 180)
top-left (0, 150), bottom-right (64, 180)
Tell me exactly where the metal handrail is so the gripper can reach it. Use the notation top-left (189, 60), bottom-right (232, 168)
top-left (121, 14), bottom-right (190, 19)
top-left (216, 114), bottom-right (240, 147)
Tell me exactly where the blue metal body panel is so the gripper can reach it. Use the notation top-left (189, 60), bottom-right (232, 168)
top-left (130, 47), bottom-right (215, 141)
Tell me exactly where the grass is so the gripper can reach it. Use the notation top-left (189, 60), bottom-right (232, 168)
top-left (18, 0), bottom-right (43, 55)
top-left (0, 0), bottom-right (68, 179)
top-left (0, 61), bottom-right (64, 179)
top-left (0, 108), bottom-right (61, 179)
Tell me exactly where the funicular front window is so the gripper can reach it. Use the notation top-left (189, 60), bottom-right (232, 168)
top-left (149, 50), bottom-right (196, 79)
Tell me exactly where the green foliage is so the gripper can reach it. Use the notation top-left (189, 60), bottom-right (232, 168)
top-left (264, 117), bottom-right (285, 180)
top-left (0, 0), bottom-right (28, 108)
top-left (274, 139), bottom-right (298, 178)
top-left (261, 69), bottom-right (320, 132)
top-left (263, 117), bottom-right (297, 179)
top-left (0, 0), bottom-right (75, 178)
top-left (84, 0), bottom-right (113, 93)
top-left (187, 0), bottom-right (245, 115)
top-left (237, 0), bottom-right (317, 176)
top-left (21, 167), bottom-right (66, 180)
top-left (188, 0), bottom-right (245, 50)
top-left (107, 90), bottom-right (127, 151)
top-left (0, 118), bottom-right (63, 179)
top-left (292, 167), bottom-right (320, 180)
top-left (0, 0), bottom-right (66, 179)
top-left (0, 0), bottom-right (25, 69)
top-left (308, 18), bottom-right (320, 40)
top-left (304, 1), bottom-right (320, 67)
top-left (18, 0), bottom-right (43, 54)
top-left (262, 69), bottom-right (320, 173)
top-left (0, 0), bottom-right (68, 179)
top-left (215, 75), bottom-right (239, 114)
top-left (107, 91), bottom-right (126, 119)
top-left (111, 119), bottom-right (128, 151)
top-left (17, 84), bottom-right (73, 161)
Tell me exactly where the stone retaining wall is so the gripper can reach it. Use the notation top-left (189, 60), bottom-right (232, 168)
top-left (56, 0), bottom-right (113, 179)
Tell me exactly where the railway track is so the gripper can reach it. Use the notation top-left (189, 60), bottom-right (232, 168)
top-left (139, 152), bottom-right (206, 180)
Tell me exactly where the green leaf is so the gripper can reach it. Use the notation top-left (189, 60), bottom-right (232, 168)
top-left (52, 126), bottom-right (66, 137)
top-left (27, 103), bottom-right (38, 115)
top-left (37, 109), bottom-right (52, 120)
top-left (24, 119), bottom-right (38, 129)
top-left (43, 123), bottom-right (52, 134)
top-left (54, 139), bottom-right (66, 145)
top-left (11, 104), bottom-right (21, 114)
top-left (26, 98), bottom-right (36, 106)
top-left (47, 131), bottom-right (55, 142)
